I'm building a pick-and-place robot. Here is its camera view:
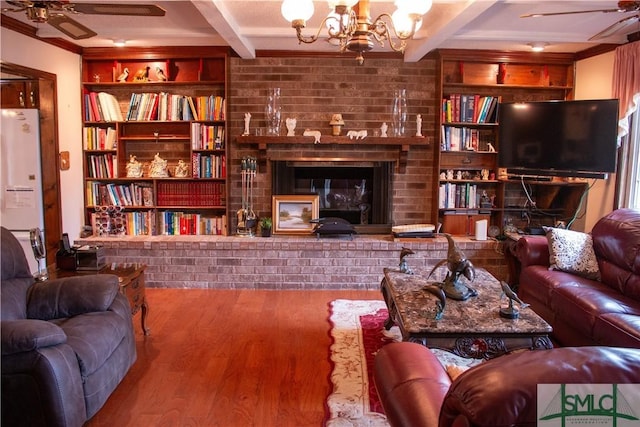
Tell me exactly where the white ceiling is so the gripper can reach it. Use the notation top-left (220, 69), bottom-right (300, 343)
top-left (2, 0), bottom-right (638, 61)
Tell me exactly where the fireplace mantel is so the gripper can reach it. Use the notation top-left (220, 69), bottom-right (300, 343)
top-left (236, 135), bottom-right (429, 172)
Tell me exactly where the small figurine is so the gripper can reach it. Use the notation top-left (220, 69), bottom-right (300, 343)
top-left (399, 247), bottom-right (414, 275)
top-left (155, 67), bottom-right (167, 81)
top-left (427, 233), bottom-right (477, 301)
top-left (499, 281), bottom-right (529, 319)
top-left (133, 66), bottom-right (150, 82)
top-left (125, 155), bottom-right (143, 177)
top-left (380, 122), bottom-right (388, 138)
top-left (149, 153), bottom-right (168, 177)
top-left (303, 129), bottom-right (322, 144)
top-left (346, 130), bottom-right (367, 140)
top-left (286, 117), bottom-right (297, 136)
top-left (329, 114), bottom-right (344, 136)
top-left (487, 142), bottom-right (496, 152)
top-left (446, 169), bottom-right (454, 180)
top-left (456, 170), bottom-right (462, 180)
top-left (174, 159), bottom-right (189, 177)
top-left (243, 113), bottom-right (251, 135)
top-left (416, 114), bottom-right (423, 137)
top-left (116, 68), bottom-right (129, 83)
top-left (481, 168), bottom-right (490, 180)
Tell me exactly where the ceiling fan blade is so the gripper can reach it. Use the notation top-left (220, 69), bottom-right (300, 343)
top-left (69, 3), bottom-right (165, 16)
top-left (47, 13), bottom-right (97, 39)
top-left (521, 8), bottom-right (622, 18)
top-left (589, 14), bottom-right (640, 39)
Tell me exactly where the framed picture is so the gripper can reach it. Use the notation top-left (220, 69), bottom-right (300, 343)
top-left (272, 195), bottom-right (319, 235)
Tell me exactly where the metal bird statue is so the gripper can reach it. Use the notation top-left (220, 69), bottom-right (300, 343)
top-left (116, 68), bottom-right (129, 82)
top-left (423, 284), bottom-right (446, 320)
top-left (499, 281), bottom-right (529, 319)
top-left (427, 233), bottom-right (477, 300)
top-left (399, 246), bottom-right (414, 274)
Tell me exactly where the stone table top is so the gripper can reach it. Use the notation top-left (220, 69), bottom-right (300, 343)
top-left (382, 268), bottom-right (552, 335)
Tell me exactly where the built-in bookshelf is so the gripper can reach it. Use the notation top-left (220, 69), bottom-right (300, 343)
top-left (81, 47), bottom-right (229, 236)
top-left (433, 49), bottom-right (584, 235)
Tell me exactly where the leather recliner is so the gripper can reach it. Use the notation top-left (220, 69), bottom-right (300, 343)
top-left (1, 227), bottom-right (136, 427)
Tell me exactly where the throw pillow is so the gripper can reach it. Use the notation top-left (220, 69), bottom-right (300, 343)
top-left (545, 227), bottom-right (601, 281)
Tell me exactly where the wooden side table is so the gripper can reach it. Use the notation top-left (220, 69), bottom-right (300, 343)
top-left (47, 263), bottom-right (150, 335)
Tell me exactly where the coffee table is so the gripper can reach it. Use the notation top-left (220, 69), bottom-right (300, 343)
top-left (380, 267), bottom-right (552, 359)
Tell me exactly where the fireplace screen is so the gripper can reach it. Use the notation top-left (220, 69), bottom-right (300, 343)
top-left (272, 161), bottom-right (391, 227)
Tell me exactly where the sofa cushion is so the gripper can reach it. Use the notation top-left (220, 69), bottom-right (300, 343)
top-left (593, 313), bottom-right (640, 347)
top-left (591, 208), bottom-right (640, 300)
top-left (546, 227), bottom-right (601, 281)
top-left (52, 310), bottom-right (129, 377)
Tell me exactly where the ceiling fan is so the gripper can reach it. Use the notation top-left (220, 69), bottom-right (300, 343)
top-left (1, 1), bottom-right (165, 40)
top-left (521, 0), bottom-right (640, 40)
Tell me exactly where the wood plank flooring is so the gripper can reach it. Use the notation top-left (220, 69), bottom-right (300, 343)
top-left (86, 288), bottom-right (383, 427)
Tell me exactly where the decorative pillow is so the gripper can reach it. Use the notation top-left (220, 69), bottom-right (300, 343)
top-left (545, 227), bottom-right (601, 281)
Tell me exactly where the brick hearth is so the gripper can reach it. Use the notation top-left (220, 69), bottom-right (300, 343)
top-left (76, 235), bottom-right (507, 290)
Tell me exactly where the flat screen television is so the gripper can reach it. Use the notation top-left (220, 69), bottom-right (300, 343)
top-left (498, 99), bottom-right (619, 178)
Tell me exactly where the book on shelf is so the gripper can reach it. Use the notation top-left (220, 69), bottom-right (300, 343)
top-left (158, 212), bottom-right (227, 235)
top-left (126, 92), bottom-right (226, 122)
top-left (86, 182), bottom-right (154, 207)
top-left (84, 92), bottom-right (123, 122)
top-left (442, 94), bottom-right (499, 124)
top-left (439, 183), bottom-right (480, 209)
top-left (83, 126), bottom-right (117, 150)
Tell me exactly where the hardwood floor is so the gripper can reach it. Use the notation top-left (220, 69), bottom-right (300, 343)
top-left (86, 288), bottom-right (383, 427)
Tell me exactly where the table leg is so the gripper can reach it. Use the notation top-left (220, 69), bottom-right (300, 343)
top-left (140, 298), bottom-right (150, 336)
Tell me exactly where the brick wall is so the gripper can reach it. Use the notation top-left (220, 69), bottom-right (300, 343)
top-left (227, 56), bottom-right (438, 230)
top-left (80, 235), bottom-right (508, 290)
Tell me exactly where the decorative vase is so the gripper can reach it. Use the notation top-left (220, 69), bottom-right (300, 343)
top-left (265, 88), bottom-right (281, 136)
top-left (391, 89), bottom-right (407, 137)
top-left (497, 63), bottom-right (507, 84)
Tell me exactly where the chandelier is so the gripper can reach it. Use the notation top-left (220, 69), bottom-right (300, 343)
top-left (281, 0), bottom-right (432, 64)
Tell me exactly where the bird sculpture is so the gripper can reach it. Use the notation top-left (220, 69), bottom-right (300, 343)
top-left (423, 284), bottom-right (446, 320)
top-left (133, 66), bottom-right (150, 82)
top-left (155, 67), bottom-right (167, 81)
top-left (116, 68), bottom-right (129, 82)
top-left (427, 233), bottom-right (477, 300)
top-left (499, 281), bottom-right (529, 319)
top-left (399, 246), bottom-right (414, 275)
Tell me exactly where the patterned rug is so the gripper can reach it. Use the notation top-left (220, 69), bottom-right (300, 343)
top-left (325, 299), bottom-right (482, 427)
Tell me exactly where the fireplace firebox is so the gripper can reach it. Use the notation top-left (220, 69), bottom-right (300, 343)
top-left (272, 160), bottom-right (392, 233)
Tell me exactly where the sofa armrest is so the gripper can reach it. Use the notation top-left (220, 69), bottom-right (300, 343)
top-left (515, 235), bottom-right (550, 268)
top-left (26, 274), bottom-right (119, 321)
top-left (374, 342), bottom-right (452, 427)
top-left (1, 319), bottom-right (66, 355)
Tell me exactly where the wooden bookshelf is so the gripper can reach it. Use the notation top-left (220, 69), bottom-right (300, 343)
top-left (433, 49), bottom-right (585, 235)
top-left (81, 47), bottom-right (229, 236)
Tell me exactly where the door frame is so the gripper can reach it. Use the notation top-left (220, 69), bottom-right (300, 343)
top-left (1, 62), bottom-right (62, 268)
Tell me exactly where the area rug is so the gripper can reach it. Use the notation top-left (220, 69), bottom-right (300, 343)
top-left (325, 299), bottom-right (482, 427)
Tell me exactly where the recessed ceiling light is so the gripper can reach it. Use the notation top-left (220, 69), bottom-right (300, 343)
top-left (529, 42), bottom-right (547, 52)
top-left (114, 39), bottom-right (126, 47)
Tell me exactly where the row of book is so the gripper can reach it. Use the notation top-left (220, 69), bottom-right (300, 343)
top-left (86, 182), bottom-right (154, 207)
top-left (442, 94), bottom-right (499, 124)
top-left (156, 181), bottom-right (225, 207)
top-left (84, 92), bottom-right (124, 122)
top-left (87, 153), bottom-right (117, 178)
top-left (439, 183), bottom-right (484, 209)
top-left (159, 212), bottom-right (227, 235)
top-left (441, 126), bottom-right (496, 152)
top-left (191, 123), bottom-right (225, 150)
top-left (84, 91), bottom-right (225, 122)
top-left (192, 153), bottom-right (226, 179)
top-left (83, 126), bottom-right (117, 150)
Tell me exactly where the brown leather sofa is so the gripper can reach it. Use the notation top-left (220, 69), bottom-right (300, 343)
top-left (515, 208), bottom-right (640, 347)
top-left (374, 342), bottom-right (640, 427)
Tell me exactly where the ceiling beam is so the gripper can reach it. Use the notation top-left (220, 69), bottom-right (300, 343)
top-left (403, 0), bottom-right (499, 62)
top-left (191, 0), bottom-right (256, 59)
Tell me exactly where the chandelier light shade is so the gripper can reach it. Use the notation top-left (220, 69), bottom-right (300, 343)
top-left (281, 0), bottom-right (314, 23)
top-left (281, 0), bottom-right (430, 64)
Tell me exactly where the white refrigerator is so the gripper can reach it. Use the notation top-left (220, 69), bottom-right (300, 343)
top-left (0, 108), bottom-right (45, 275)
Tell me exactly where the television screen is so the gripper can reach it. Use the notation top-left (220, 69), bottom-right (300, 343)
top-left (498, 99), bottom-right (619, 178)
